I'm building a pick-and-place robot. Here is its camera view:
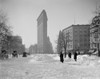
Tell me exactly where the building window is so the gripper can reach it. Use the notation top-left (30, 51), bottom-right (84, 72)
top-left (94, 38), bottom-right (98, 42)
top-left (94, 43), bottom-right (96, 48)
top-left (90, 33), bottom-right (92, 37)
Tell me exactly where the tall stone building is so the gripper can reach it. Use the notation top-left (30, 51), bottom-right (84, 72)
top-left (63, 24), bottom-right (90, 53)
top-left (37, 10), bottom-right (54, 54)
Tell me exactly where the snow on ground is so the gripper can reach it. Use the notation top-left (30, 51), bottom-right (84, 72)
top-left (0, 54), bottom-right (100, 79)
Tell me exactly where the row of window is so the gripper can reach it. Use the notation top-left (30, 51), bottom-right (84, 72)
top-left (74, 31), bottom-right (88, 33)
top-left (90, 43), bottom-right (98, 48)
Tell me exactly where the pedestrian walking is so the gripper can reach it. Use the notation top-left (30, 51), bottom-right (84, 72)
top-left (23, 52), bottom-right (27, 57)
top-left (0, 50), bottom-right (8, 59)
top-left (68, 52), bottom-right (71, 58)
top-left (74, 51), bottom-right (78, 61)
top-left (60, 51), bottom-right (64, 63)
top-left (12, 51), bottom-right (18, 58)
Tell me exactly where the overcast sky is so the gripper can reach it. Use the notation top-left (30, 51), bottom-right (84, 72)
top-left (0, 0), bottom-right (100, 51)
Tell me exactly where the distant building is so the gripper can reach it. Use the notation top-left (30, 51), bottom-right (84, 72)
top-left (62, 24), bottom-right (90, 53)
top-left (37, 10), bottom-right (54, 54)
top-left (90, 15), bottom-right (100, 50)
top-left (29, 44), bottom-right (37, 54)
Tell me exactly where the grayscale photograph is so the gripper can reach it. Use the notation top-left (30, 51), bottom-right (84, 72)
top-left (0, 0), bottom-right (100, 79)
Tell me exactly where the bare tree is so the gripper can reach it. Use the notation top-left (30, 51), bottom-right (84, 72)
top-left (9, 35), bottom-right (25, 54)
top-left (61, 31), bottom-right (70, 58)
top-left (57, 30), bottom-right (63, 54)
top-left (0, 10), bottom-right (12, 52)
top-left (0, 10), bottom-right (13, 59)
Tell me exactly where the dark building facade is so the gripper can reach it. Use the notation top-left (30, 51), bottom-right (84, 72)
top-left (63, 24), bottom-right (90, 53)
top-left (90, 14), bottom-right (100, 51)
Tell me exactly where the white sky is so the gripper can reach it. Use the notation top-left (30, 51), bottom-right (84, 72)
top-left (0, 0), bottom-right (100, 51)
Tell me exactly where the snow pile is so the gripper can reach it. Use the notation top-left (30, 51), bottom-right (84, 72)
top-left (36, 54), bottom-right (53, 61)
top-left (77, 55), bottom-right (89, 64)
top-left (52, 54), bottom-right (60, 60)
top-left (81, 77), bottom-right (100, 79)
top-left (77, 55), bottom-right (100, 66)
top-left (98, 60), bottom-right (100, 63)
top-left (29, 54), bottom-right (100, 67)
top-left (29, 58), bottom-right (38, 63)
top-left (29, 54), bottom-right (55, 63)
top-left (53, 56), bottom-right (60, 60)
top-left (78, 55), bottom-right (88, 61)
top-left (29, 54), bottom-right (42, 63)
top-left (30, 55), bottom-right (35, 57)
top-left (1, 54), bottom-right (100, 79)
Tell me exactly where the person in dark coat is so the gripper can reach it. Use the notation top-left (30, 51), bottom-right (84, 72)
top-left (74, 51), bottom-right (78, 61)
top-left (1, 50), bottom-right (8, 59)
top-left (12, 51), bottom-right (18, 58)
top-left (4, 50), bottom-right (8, 59)
top-left (68, 52), bottom-right (71, 58)
top-left (60, 51), bottom-right (64, 63)
top-left (23, 52), bottom-right (27, 57)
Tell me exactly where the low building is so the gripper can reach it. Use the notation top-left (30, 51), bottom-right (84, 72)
top-left (29, 44), bottom-right (37, 54)
top-left (62, 24), bottom-right (90, 53)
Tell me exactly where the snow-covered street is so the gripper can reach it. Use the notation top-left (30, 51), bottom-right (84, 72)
top-left (0, 54), bottom-right (100, 79)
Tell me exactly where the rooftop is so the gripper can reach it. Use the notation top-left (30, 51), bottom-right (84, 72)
top-left (37, 9), bottom-right (48, 21)
top-left (63, 24), bottom-right (90, 31)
